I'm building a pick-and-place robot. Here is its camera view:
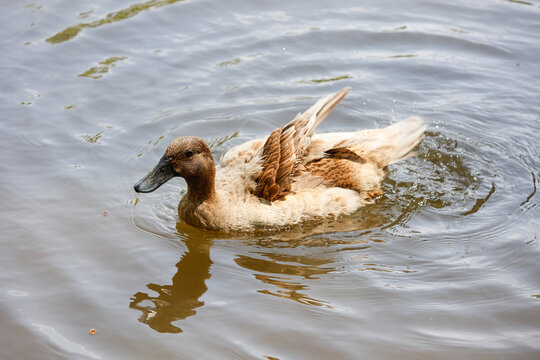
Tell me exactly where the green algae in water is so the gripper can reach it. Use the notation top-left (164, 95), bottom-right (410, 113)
top-left (78, 56), bottom-right (127, 79)
top-left (207, 132), bottom-right (239, 150)
top-left (46, 0), bottom-right (186, 44)
top-left (303, 75), bottom-right (351, 84)
top-left (81, 130), bottom-right (104, 144)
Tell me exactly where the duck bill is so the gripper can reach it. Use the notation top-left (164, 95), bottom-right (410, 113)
top-left (134, 158), bottom-right (175, 193)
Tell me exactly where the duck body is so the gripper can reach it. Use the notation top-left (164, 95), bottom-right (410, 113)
top-left (134, 88), bottom-right (426, 232)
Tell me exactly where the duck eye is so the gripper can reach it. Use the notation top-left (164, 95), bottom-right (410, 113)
top-left (184, 150), bottom-right (194, 158)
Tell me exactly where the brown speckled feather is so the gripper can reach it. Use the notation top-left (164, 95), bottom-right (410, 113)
top-left (324, 147), bottom-right (366, 163)
top-left (253, 87), bottom-right (350, 201)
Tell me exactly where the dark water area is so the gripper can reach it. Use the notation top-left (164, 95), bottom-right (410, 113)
top-left (1, 0), bottom-right (539, 359)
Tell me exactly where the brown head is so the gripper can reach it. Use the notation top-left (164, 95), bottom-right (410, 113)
top-left (134, 136), bottom-right (215, 194)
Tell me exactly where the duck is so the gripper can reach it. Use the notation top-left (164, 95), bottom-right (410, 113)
top-left (134, 87), bottom-right (426, 232)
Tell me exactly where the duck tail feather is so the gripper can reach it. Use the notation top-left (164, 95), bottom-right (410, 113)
top-left (384, 116), bottom-right (427, 165)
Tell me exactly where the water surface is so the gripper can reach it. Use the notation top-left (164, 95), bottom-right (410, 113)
top-left (1, 0), bottom-right (539, 359)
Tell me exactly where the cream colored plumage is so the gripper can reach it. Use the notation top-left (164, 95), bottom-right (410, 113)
top-left (134, 87), bottom-right (427, 232)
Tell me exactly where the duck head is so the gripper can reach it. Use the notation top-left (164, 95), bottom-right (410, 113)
top-left (134, 136), bottom-right (215, 193)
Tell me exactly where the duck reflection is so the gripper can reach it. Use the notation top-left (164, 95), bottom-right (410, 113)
top-left (232, 208), bottom-right (393, 308)
top-left (129, 201), bottom-right (395, 331)
top-left (129, 236), bottom-right (212, 333)
top-left (235, 252), bottom-right (337, 308)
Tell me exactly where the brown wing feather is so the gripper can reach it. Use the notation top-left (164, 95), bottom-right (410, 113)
top-left (254, 128), bottom-right (282, 200)
top-left (325, 148), bottom-right (365, 163)
top-left (253, 87), bottom-right (350, 201)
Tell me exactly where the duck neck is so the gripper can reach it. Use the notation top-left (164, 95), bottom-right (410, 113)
top-left (184, 170), bottom-right (217, 204)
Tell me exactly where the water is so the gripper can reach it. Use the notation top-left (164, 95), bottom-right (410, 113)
top-left (1, 0), bottom-right (539, 359)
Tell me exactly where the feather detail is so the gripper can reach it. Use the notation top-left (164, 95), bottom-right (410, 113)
top-left (325, 148), bottom-right (366, 163)
top-left (341, 116), bottom-right (426, 167)
top-left (253, 87), bottom-right (350, 201)
top-left (304, 117), bottom-right (426, 192)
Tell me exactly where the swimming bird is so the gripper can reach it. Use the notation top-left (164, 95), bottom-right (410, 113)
top-left (134, 87), bottom-right (426, 231)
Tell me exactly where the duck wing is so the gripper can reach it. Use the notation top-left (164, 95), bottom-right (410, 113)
top-left (253, 87), bottom-right (350, 201)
